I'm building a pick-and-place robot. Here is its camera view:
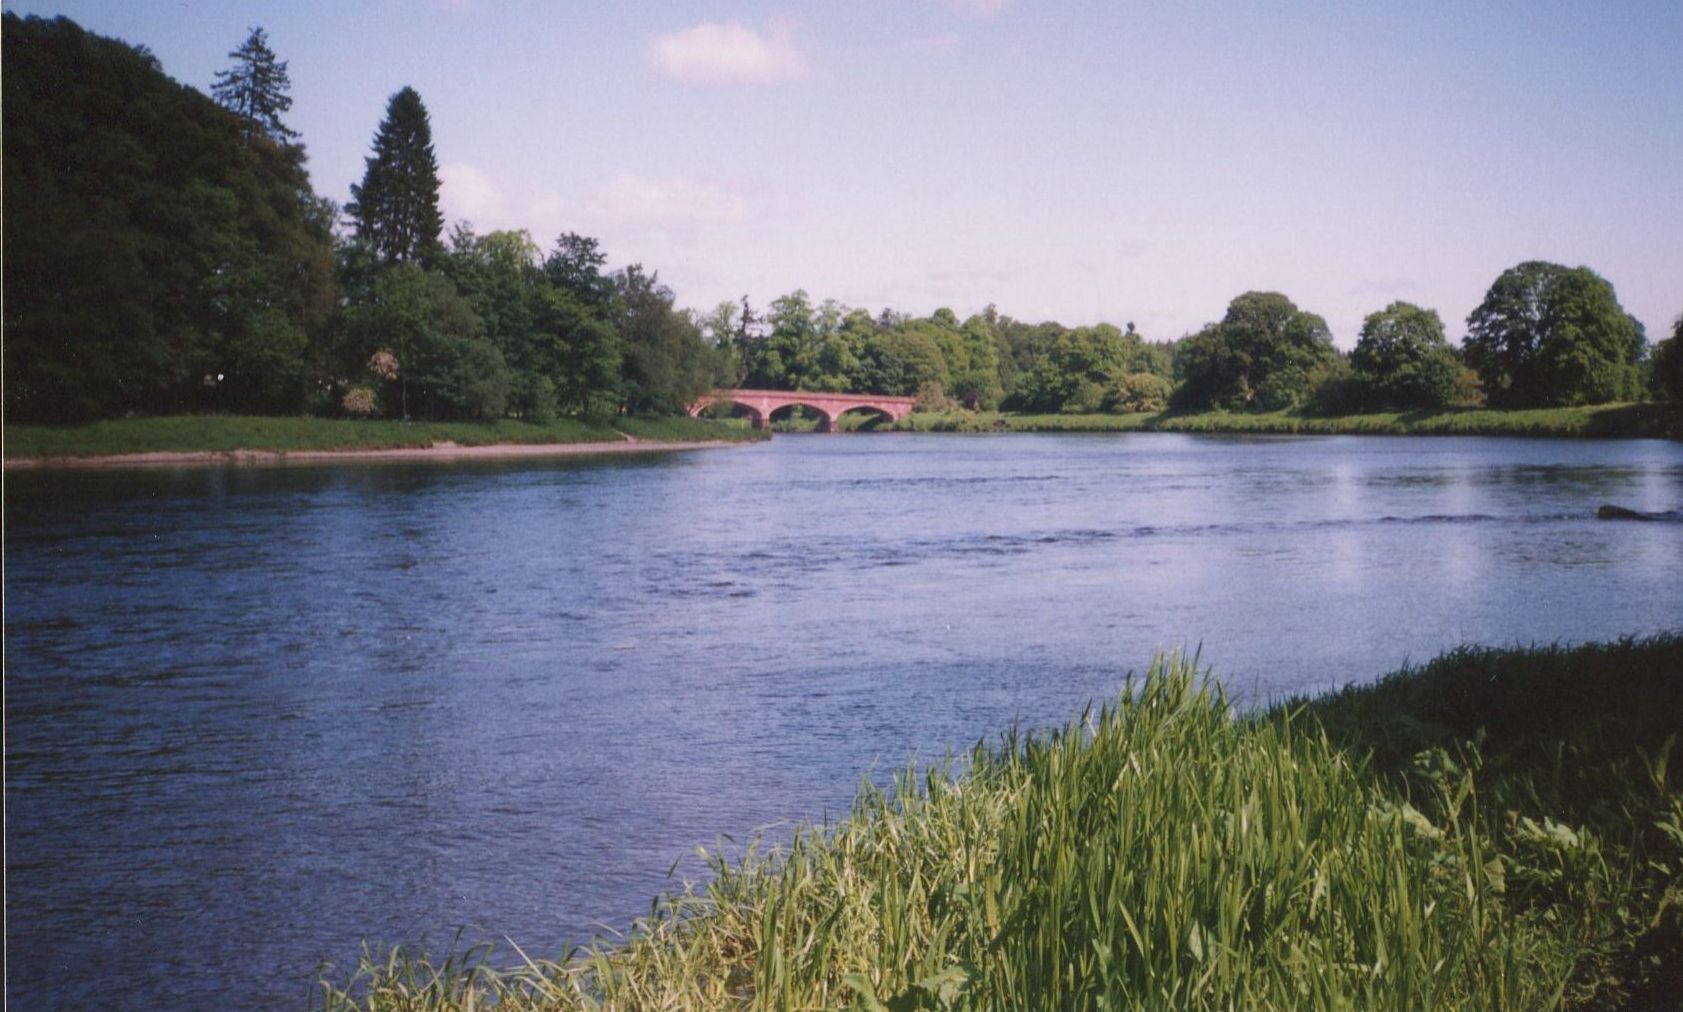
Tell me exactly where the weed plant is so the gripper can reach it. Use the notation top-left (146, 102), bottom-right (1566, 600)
top-left (318, 637), bottom-right (1683, 1011)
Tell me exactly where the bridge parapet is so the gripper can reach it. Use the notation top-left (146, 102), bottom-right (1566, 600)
top-left (688, 389), bottom-right (917, 431)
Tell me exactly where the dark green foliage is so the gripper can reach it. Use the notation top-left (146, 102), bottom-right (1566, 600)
top-left (1351, 302), bottom-right (1476, 410)
top-left (339, 262), bottom-right (509, 420)
top-left (1301, 354), bottom-right (1363, 415)
top-left (855, 326), bottom-right (947, 397)
top-left (211, 26), bottom-right (296, 142)
top-left (1463, 261), bottom-right (1646, 407)
top-left (613, 265), bottom-right (728, 414)
top-left (747, 290), bottom-right (860, 392)
top-left (1014, 322), bottom-right (1164, 413)
top-left (544, 232), bottom-right (615, 311)
top-left (1, 14), bottom-right (336, 422)
top-left (1301, 635), bottom-right (1683, 1008)
top-left (1652, 314), bottom-right (1683, 402)
top-left (1172, 292), bottom-right (1339, 411)
top-left (347, 87), bottom-right (444, 265)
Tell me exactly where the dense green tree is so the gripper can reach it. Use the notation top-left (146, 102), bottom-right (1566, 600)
top-left (2, 14), bottom-right (335, 421)
top-left (1173, 292), bottom-right (1337, 411)
top-left (1016, 323), bottom-right (1168, 413)
top-left (343, 262), bottom-right (509, 419)
top-left (544, 232), bottom-right (614, 310)
top-left (1463, 261), bottom-right (1646, 407)
top-left (857, 327), bottom-right (947, 397)
top-left (953, 315), bottom-right (1005, 409)
top-left (1106, 371), bottom-right (1173, 413)
top-left (1652, 313), bottom-right (1683, 403)
top-left (211, 26), bottom-right (297, 142)
top-left (1351, 302), bottom-right (1475, 410)
top-left (613, 265), bottom-right (726, 414)
top-left (347, 87), bottom-right (444, 265)
top-left (444, 227), bottom-right (547, 415)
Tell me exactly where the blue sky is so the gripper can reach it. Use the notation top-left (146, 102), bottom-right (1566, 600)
top-left (11, 0), bottom-right (1683, 346)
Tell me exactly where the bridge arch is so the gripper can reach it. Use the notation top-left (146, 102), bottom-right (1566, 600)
top-left (833, 403), bottom-right (897, 431)
top-left (767, 400), bottom-right (848, 432)
top-left (688, 389), bottom-right (916, 432)
top-left (692, 395), bottom-right (767, 429)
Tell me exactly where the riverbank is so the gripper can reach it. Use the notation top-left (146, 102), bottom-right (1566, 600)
top-left (897, 401), bottom-right (1683, 439)
top-left (3, 415), bottom-right (764, 468)
top-left (321, 635), bottom-right (1683, 1011)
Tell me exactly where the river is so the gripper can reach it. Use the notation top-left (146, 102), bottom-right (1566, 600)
top-left (5, 433), bottom-right (1681, 1009)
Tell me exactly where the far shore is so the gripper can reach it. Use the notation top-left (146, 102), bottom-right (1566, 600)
top-left (4, 437), bottom-right (741, 471)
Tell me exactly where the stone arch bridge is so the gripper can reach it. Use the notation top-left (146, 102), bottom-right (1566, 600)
top-left (688, 389), bottom-right (916, 432)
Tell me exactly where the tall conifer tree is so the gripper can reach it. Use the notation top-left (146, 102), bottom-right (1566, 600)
top-left (211, 27), bottom-right (297, 142)
top-left (347, 87), bottom-right (444, 264)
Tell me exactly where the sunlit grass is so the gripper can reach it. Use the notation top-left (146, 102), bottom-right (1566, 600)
top-left (611, 416), bottom-right (766, 443)
top-left (896, 403), bottom-right (1682, 438)
top-left (316, 636), bottom-right (1683, 1011)
top-left (3, 414), bottom-right (762, 459)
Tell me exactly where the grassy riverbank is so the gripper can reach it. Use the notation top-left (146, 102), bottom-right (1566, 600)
top-left (2, 414), bottom-right (763, 461)
top-left (899, 402), bottom-right (1683, 439)
top-left (319, 636), bottom-right (1683, 1011)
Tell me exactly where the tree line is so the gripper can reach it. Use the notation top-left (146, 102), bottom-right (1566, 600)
top-left (4, 14), bottom-right (1680, 426)
top-left (2, 15), bottom-right (724, 424)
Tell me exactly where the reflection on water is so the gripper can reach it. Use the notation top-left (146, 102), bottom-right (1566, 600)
top-left (5, 434), bottom-right (1682, 1009)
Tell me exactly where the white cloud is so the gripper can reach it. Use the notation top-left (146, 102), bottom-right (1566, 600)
top-left (938, 0), bottom-right (1010, 18)
top-left (438, 162), bottom-right (508, 228)
top-left (648, 22), bottom-right (809, 85)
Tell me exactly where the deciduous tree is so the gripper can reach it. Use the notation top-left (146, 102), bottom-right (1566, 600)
top-left (1173, 292), bottom-right (1337, 411)
top-left (1351, 302), bottom-right (1474, 410)
top-left (1463, 261), bottom-right (1645, 407)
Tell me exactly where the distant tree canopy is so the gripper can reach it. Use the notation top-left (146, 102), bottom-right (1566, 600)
top-left (1462, 261), bottom-right (1647, 408)
top-left (1172, 292), bottom-right (1338, 411)
top-left (1653, 313), bottom-right (1683, 403)
top-left (347, 87), bottom-right (444, 266)
top-left (1351, 302), bottom-right (1479, 411)
top-left (2, 13), bottom-right (335, 422)
top-left (1013, 323), bottom-right (1170, 413)
top-left (3, 15), bottom-right (1672, 427)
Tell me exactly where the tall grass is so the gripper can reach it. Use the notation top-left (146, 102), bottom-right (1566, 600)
top-left (317, 637), bottom-right (1683, 1011)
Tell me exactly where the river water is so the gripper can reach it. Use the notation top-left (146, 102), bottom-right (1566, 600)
top-left (5, 433), bottom-right (1681, 1009)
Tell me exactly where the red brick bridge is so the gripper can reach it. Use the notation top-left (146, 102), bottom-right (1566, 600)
top-left (688, 388), bottom-right (917, 431)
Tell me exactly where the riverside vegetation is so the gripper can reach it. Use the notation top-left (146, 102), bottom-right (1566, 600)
top-left (317, 636), bottom-right (1683, 1011)
top-left (7, 14), bottom-right (1683, 447)
top-left (2, 415), bottom-right (759, 461)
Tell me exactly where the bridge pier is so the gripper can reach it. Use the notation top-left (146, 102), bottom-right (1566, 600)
top-left (688, 389), bottom-right (918, 433)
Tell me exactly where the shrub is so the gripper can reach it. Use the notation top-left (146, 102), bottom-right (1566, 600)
top-left (341, 386), bottom-right (378, 416)
top-left (1103, 372), bottom-right (1171, 413)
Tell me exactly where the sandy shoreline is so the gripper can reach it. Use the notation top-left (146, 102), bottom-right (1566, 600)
top-left (3, 438), bottom-right (743, 470)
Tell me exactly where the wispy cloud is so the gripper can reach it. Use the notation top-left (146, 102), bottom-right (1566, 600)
top-left (438, 162), bottom-right (509, 229)
top-left (648, 22), bottom-right (809, 85)
top-left (937, 0), bottom-right (1010, 20)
